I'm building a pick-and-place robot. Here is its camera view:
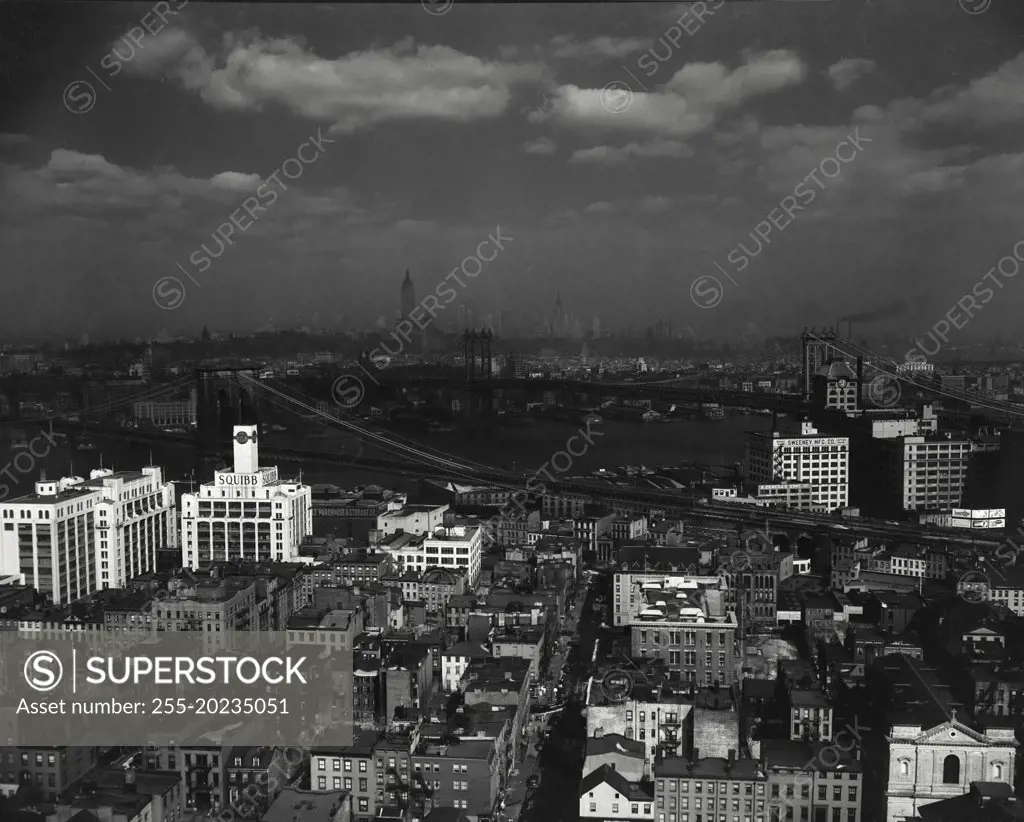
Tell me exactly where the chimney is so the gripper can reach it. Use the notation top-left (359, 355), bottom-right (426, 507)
top-left (692, 747), bottom-right (699, 762)
top-left (124, 768), bottom-right (136, 792)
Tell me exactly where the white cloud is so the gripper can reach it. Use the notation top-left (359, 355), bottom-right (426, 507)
top-left (210, 171), bottom-right (263, 191)
top-left (129, 29), bottom-right (546, 133)
top-left (523, 137), bottom-right (557, 155)
top-left (583, 201), bottom-right (615, 214)
top-left (827, 58), bottom-right (876, 92)
top-left (530, 51), bottom-right (806, 139)
top-left (570, 140), bottom-right (692, 163)
top-left (548, 35), bottom-right (649, 61)
top-left (0, 149), bottom-right (359, 219)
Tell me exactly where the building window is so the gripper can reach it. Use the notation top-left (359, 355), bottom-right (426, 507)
top-left (942, 755), bottom-right (960, 784)
top-left (993, 763), bottom-right (1004, 780)
top-left (898, 760), bottom-right (909, 777)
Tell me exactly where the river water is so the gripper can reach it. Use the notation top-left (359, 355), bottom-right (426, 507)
top-left (0, 415), bottom-right (774, 499)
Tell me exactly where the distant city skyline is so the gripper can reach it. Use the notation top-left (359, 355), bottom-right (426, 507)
top-left (2, 2), bottom-right (1024, 343)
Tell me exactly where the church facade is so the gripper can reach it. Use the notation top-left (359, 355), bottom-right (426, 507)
top-left (885, 714), bottom-right (1017, 822)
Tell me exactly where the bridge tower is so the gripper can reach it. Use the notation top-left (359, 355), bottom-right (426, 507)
top-left (463, 330), bottom-right (493, 382)
top-left (801, 328), bottom-right (836, 399)
top-left (194, 365), bottom-right (262, 464)
top-left (0, 374), bottom-right (21, 420)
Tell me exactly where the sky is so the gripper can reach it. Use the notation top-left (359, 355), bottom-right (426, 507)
top-left (2, 0), bottom-right (1024, 345)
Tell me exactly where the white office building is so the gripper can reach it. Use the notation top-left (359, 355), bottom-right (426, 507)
top-left (132, 392), bottom-right (196, 427)
top-left (376, 503), bottom-right (449, 537)
top-left (746, 422), bottom-right (849, 512)
top-left (179, 425), bottom-right (312, 568)
top-left (0, 467), bottom-right (175, 603)
top-left (613, 572), bottom-right (722, 627)
top-left (880, 434), bottom-right (971, 512)
top-left (1, 478), bottom-right (99, 604)
top-left (386, 524), bottom-right (483, 586)
top-left (80, 467), bottom-right (176, 589)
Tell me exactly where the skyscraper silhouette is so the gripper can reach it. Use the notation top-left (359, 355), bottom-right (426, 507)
top-left (401, 269), bottom-right (415, 319)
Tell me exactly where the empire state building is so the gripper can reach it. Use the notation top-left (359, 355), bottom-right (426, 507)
top-left (401, 269), bottom-right (415, 319)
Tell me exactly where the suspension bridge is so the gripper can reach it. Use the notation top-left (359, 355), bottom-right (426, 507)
top-left (5, 328), bottom-right (1015, 549)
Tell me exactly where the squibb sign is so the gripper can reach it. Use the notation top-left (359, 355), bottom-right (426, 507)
top-left (217, 474), bottom-right (262, 487)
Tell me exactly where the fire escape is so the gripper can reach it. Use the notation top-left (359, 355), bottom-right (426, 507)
top-left (976, 678), bottom-right (1002, 716)
top-left (384, 764), bottom-right (435, 818)
top-left (657, 710), bottom-right (682, 765)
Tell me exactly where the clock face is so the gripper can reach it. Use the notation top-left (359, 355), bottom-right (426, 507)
top-left (837, 379), bottom-right (848, 388)
top-left (235, 431), bottom-right (254, 445)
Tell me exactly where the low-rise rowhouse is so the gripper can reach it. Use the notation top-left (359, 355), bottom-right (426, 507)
top-left (48, 764), bottom-right (184, 822)
top-left (761, 738), bottom-right (863, 822)
top-left (413, 738), bottom-right (500, 818)
top-left (491, 625), bottom-right (545, 682)
top-left (2, 746), bottom-right (98, 802)
top-left (654, 756), bottom-right (768, 822)
top-left (580, 763), bottom-right (654, 822)
top-left (462, 659), bottom-right (532, 770)
top-left (587, 678), bottom-right (690, 769)
top-left (386, 567), bottom-right (467, 616)
top-left (583, 734), bottom-right (647, 782)
top-left (311, 731), bottom-right (377, 822)
top-left (442, 641), bottom-right (492, 693)
top-left (262, 787), bottom-right (352, 822)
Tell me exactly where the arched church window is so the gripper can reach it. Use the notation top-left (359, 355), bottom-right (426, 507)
top-left (943, 755), bottom-right (960, 784)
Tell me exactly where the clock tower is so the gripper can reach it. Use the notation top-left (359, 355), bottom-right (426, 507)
top-left (232, 424), bottom-right (259, 474)
top-left (812, 359), bottom-right (859, 413)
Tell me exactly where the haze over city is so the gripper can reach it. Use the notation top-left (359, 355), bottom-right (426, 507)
top-left (2, 0), bottom-right (1024, 342)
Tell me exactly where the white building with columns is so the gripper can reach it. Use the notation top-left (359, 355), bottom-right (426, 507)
top-left (0, 466), bottom-right (175, 603)
top-left (179, 425), bottom-right (312, 567)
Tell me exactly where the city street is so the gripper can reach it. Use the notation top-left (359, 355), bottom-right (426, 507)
top-left (516, 574), bottom-right (604, 822)
top-left (499, 583), bottom-right (591, 822)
